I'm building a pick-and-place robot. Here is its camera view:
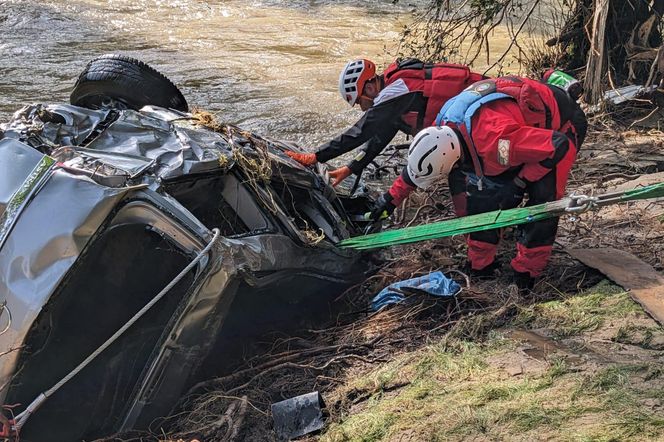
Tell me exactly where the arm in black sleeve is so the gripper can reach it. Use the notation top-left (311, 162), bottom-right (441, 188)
top-left (570, 104), bottom-right (587, 148)
top-left (347, 126), bottom-right (400, 174)
top-left (315, 91), bottom-right (422, 164)
top-left (550, 85), bottom-right (587, 149)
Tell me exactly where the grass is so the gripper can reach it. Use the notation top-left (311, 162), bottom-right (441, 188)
top-left (320, 281), bottom-right (664, 441)
top-left (512, 280), bottom-right (642, 337)
top-left (613, 324), bottom-right (664, 350)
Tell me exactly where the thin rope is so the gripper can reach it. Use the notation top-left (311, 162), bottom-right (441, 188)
top-left (13, 228), bottom-right (221, 431)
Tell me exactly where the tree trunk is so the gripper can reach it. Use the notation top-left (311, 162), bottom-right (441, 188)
top-left (585, 0), bottom-right (611, 104)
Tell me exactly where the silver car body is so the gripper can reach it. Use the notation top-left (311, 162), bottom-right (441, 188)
top-left (0, 104), bottom-right (369, 440)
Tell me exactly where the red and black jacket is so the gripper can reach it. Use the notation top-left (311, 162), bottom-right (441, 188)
top-left (388, 76), bottom-right (587, 204)
top-left (315, 59), bottom-right (485, 174)
top-left (439, 77), bottom-right (586, 185)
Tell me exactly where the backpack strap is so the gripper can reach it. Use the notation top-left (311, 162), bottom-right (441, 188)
top-left (435, 81), bottom-right (512, 189)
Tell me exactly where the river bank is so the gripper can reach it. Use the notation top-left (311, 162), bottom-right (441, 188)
top-left (157, 122), bottom-right (664, 441)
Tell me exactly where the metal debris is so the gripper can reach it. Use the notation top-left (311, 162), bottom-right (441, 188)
top-left (271, 392), bottom-right (326, 441)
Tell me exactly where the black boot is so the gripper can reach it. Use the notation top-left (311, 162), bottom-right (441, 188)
top-left (512, 270), bottom-right (535, 293)
top-left (464, 260), bottom-right (501, 279)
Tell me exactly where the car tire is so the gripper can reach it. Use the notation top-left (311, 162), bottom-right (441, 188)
top-left (70, 54), bottom-right (189, 112)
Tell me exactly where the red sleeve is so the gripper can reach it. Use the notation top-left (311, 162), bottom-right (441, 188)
top-left (471, 100), bottom-right (575, 182)
top-left (519, 135), bottom-right (576, 182)
top-left (387, 173), bottom-right (416, 206)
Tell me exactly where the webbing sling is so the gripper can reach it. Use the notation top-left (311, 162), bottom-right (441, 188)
top-left (340, 182), bottom-right (664, 250)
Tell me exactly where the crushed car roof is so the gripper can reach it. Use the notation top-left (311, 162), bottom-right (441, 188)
top-left (0, 104), bottom-right (320, 186)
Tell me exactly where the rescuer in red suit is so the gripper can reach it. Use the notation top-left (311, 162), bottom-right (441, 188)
top-left (370, 71), bottom-right (587, 290)
top-left (285, 58), bottom-right (486, 186)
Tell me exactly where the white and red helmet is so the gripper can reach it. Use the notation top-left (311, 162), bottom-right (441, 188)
top-left (338, 59), bottom-right (377, 106)
top-left (407, 126), bottom-right (462, 189)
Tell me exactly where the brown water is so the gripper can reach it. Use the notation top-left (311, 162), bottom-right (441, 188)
top-left (0, 0), bottom-right (424, 146)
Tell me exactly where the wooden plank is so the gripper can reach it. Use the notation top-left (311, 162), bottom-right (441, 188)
top-left (568, 247), bottom-right (664, 325)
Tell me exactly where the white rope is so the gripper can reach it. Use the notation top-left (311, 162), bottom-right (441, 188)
top-left (13, 228), bottom-right (221, 431)
top-left (0, 301), bottom-right (11, 336)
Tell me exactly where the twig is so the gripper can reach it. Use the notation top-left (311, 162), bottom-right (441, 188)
top-left (483, 0), bottom-right (541, 74)
top-left (226, 396), bottom-right (248, 441)
top-left (226, 354), bottom-right (383, 395)
top-left (628, 106), bottom-right (662, 129)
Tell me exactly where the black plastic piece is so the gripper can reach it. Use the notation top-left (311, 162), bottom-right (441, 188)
top-left (271, 392), bottom-right (325, 441)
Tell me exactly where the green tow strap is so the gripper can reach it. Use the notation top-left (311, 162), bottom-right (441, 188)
top-left (340, 182), bottom-right (664, 251)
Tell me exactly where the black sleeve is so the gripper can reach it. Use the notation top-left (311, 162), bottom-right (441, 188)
top-left (315, 91), bottom-right (422, 164)
top-left (550, 85), bottom-right (587, 149)
top-left (570, 104), bottom-right (587, 148)
top-left (401, 165), bottom-right (415, 187)
top-left (347, 126), bottom-right (400, 174)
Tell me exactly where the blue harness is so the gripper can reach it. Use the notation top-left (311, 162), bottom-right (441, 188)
top-left (434, 81), bottom-right (511, 190)
top-left (435, 90), bottom-right (511, 135)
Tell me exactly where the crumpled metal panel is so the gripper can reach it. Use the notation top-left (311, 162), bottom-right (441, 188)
top-left (0, 139), bottom-right (44, 217)
top-left (61, 147), bottom-right (155, 179)
top-left (0, 104), bottom-right (106, 147)
top-left (220, 233), bottom-right (358, 275)
top-left (8, 104), bottom-right (238, 180)
top-left (0, 169), bottom-right (130, 402)
top-left (84, 111), bottom-right (235, 179)
top-left (0, 104), bottom-right (323, 186)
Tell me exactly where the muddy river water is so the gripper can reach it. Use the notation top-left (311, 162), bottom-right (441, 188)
top-left (0, 1), bottom-right (541, 155)
top-left (0, 0), bottom-right (429, 147)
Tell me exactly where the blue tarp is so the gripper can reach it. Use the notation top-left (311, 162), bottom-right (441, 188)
top-left (370, 271), bottom-right (461, 312)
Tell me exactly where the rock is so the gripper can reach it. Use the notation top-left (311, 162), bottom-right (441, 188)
top-left (506, 364), bottom-right (523, 376)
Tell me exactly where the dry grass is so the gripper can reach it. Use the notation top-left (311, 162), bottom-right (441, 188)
top-left (320, 281), bottom-right (664, 442)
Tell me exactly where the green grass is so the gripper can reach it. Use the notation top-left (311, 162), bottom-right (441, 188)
top-left (613, 324), bottom-right (664, 350)
top-left (512, 280), bottom-right (640, 337)
top-left (582, 365), bottom-right (639, 393)
top-left (534, 356), bottom-right (570, 390)
top-left (320, 281), bottom-right (664, 441)
top-left (615, 409), bottom-right (664, 438)
top-left (324, 411), bottom-right (398, 442)
top-left (413, 341), bottom-right (490, 381)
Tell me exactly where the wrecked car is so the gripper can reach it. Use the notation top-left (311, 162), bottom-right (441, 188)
top-left (0, 55), bottom-right (374, 441)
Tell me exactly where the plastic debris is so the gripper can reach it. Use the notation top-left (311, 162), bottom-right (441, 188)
top-left (271, 392), bottom-right (325, 441)
top-left (370, 271), bottom-right (461, 312)
top-left (603, 84), bottom-right (657, 105)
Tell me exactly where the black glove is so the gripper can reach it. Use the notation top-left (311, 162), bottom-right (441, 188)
top-left (369, 192), bottom-right (396, 221)
top-left (497, 177), bottom-right (527, 210)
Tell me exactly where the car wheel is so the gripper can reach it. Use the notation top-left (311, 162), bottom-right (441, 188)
top-left (70, 54), bottom-right (189, 112)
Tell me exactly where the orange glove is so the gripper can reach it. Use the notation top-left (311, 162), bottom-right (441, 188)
top-left (328, 166), bottom-right (352, 187)
top-left (285, 150), bottom-right (318, 166)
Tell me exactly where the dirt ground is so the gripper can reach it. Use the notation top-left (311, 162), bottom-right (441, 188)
top-left (148, 113), bottom-right (664, 442)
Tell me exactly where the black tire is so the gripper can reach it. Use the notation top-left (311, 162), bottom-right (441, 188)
top-left (70, 54), bottom-right (189, 112)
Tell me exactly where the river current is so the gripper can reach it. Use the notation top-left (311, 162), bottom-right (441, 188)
top-left (0, 0), bottom-right (424, 148)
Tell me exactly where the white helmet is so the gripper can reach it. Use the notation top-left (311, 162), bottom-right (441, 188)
top-left (338, 59), bottom-right (377, 106)
top-left (407, 126), bottom-right (462, 189)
